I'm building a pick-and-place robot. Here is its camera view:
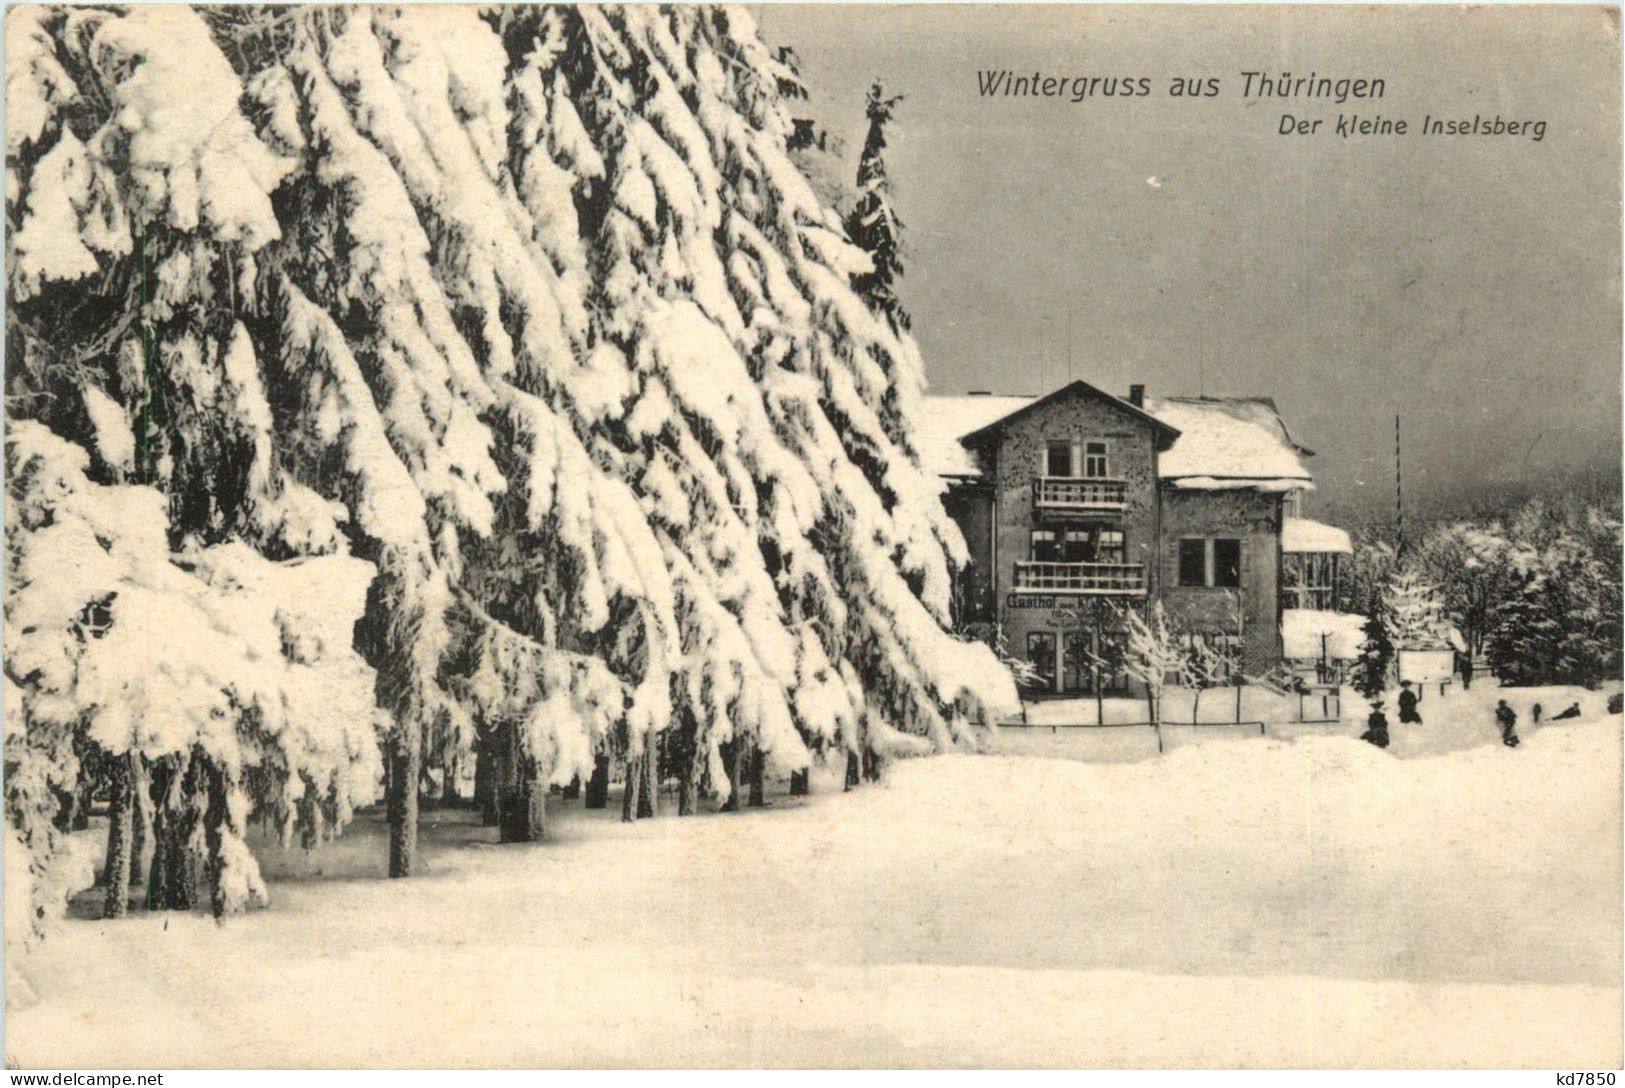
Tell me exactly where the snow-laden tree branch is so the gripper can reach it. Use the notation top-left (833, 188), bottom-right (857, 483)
top-left (5, 4), bottom-right (1018, 913)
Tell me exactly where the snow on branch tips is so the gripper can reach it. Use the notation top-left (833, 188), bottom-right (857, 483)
top-left (4, 423), bottom-right (382, 922)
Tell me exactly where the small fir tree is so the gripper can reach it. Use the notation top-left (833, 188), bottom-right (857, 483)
top-left (1351, 594), bottom-right (1396, 711)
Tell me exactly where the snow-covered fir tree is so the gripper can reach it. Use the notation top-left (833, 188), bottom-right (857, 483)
top-left (5, 4), bottom-right (1017, 911)
top-left (845, 81), bottom-right (908, 336)
top-left (5, 422), bottom-right (381, 921)
top-left (1486, 503), bottom-right (1623, 686)
top-left (1351, 595), bottom-right (1395, 711)
top-left (1381, 565), bottom-right (1452, 649)
top-left (1414, 523), bottom-right (1520, 664)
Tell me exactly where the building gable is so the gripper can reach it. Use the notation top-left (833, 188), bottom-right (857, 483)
top-left (958, 380), bottom-right (1180, 458)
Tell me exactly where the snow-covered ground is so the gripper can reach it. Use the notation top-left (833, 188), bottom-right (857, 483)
top-left (7, 689), bottom-right (1620, 1068)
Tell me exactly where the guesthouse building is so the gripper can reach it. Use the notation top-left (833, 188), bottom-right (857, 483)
top-left (920, 380), bottom-right (1354, 694)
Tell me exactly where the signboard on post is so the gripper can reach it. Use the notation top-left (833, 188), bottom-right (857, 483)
top-left (1398, 648), bottom-right (1456, 687)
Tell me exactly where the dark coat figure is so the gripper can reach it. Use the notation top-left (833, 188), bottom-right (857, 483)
top-left (1397, 683), bottom-right (1422, 725)
top-left (1361, 708), bottom-right (1390, 749)
top-left (1495, 700), bottom-right (1519, 747)
top-left (1458, 653), bottom-right (1474, 690)
top-left (1553, 702), bottom-right (1582, 720)
top-left (1532, 702), bottom-right (1543, 723)
top-left (1607, 692), bottom-right (1622, 715)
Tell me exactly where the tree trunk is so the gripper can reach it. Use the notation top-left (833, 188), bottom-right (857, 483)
top-left (678, 765), bottom-right (699, 815)
top-left (562, 775), bottom-right (580, 801)
top-left (674, 721), bottom-right (702, 816)
top-left (498, 777), bottom-right (546, 843)
top-left (721, 740), bottom-right (744, 811)
top-left (584, 753), bottom-right (610, 809)
top-left (495, 722), bottom-right (545, 843)
top-left (677, 739), bottom-right (702, 816)
top-left (440, 755), bottom-right (459, 806)
top-left (296, 773), bottom-right (322, 850)
top-left (146, 757), bottom-right (193, 911)
top-left (475, 738), bottom-right (498, 826)
top-left (747, 747), bottom-right (765, 807)
top-left (129, 768), bottom-right (152, 887)
top-left (71, 782), bottom-right (92, 831)
top-left (198, 758), bottom-right (232, 919)
top-left (102, 756), bottom-right (134, 918)
top-left (861, 748), bottom-right (880, 783)
top-left (621, 756), bottom-right (642, 823)
top-left (386, 720), bottom-right (420, 878)
top-left (789, 768), bottom-right (810, 797)
top-left (637, 750), bottom-right (657, 819)
top-left (844, 750), bottom-right (861, 791)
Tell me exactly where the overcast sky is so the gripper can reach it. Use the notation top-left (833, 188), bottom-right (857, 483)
top-left (753, 4), bottom-right (1622, 522)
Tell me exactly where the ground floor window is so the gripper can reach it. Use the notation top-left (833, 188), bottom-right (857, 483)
top-left (1020, 628), bottom-right (1129, 695)
top-left (1026, 631), bottom-right (1056, 689)
top-left (1062, 628), bottom-right (1129, 694)
top-left (1185, 631), bottom-right (1245, 681)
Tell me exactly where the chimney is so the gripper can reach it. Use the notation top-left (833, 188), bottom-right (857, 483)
top-left (1128, 384), bottom-right (1145, 407)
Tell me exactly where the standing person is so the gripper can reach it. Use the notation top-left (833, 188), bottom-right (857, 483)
top-left (1495, 699), bottom-right (1520, 748)
top-left (1361, 704), bottom-right (1391, 749)
top-left (1458, 652), bottom-right (1474, 690)
top-left (1397, 680), bottom-right (1423, 725)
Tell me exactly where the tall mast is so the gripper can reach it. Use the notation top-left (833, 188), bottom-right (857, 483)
top-left (1395, 412), bottom-right (1405, 557)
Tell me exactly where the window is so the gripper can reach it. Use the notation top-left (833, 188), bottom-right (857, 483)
top-left (1059, 530), bottom-right (1090, 564)
top-left (1026, 632), bottom-right (1056, 689)
top-left (1179, 538), bottom-right (1243, 588)
top-left (1213, 539), bottom-right (1242, 588)
top-left (1178, 539), bottom-right (1207, 586)
top-left (1038, 529), bottom-right (1127, 564)
top-left (1045, 441), bottom-right (1072, 477)
top-left (1083, 440), bottom-right (1109, 478)
top-left (1096, 529), bottom-right (1125, 564)
top-left (1282, 551), bottom-right (1338, 610)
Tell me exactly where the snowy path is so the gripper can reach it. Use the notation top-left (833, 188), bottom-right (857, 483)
top-left (8, 710), bottom-right (1620, 1067)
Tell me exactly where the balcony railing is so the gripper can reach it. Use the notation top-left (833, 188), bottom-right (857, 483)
top-left (1012, 561), bottom-right (1147, 595)
top-left (1033, 476), bottom-right (1127, 514)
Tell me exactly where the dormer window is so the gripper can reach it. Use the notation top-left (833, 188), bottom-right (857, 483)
top-left (1083, 440), bottom-right (1109, 478)
top-left (1044, 439), bottom-right (1110, 478)
top-left (1046, 441), bottom-right (1072, 477)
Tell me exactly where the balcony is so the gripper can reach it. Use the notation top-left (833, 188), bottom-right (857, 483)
top-left (1033, 476), bottom-right (1127, 515)
top-left (1012, 560), bottom-right (1147, 596)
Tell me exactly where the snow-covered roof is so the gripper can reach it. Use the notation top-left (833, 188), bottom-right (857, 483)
top-left (917, 388), bottom-right (1317, 492)
top-left (916, 394), bottom-right (1034, 477)
top-left (1282, 609), bottom-right (1366, 661)
top-left (1282, 516), bottom-right (1352, 554)
top-left (1143, 396), bottom-right (1314, 491)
